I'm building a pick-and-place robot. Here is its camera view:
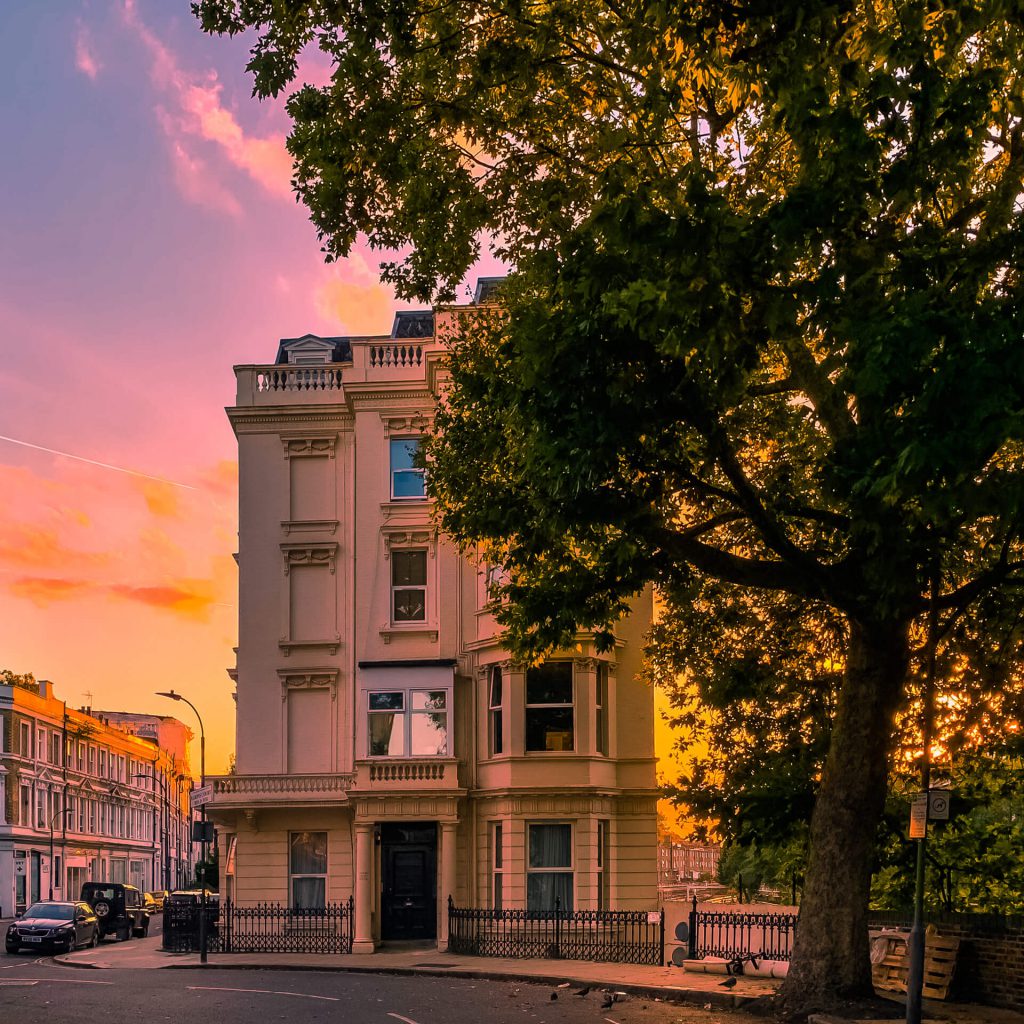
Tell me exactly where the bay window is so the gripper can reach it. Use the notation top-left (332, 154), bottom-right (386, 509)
top-left (527, 823), bottom-right (573, 911)
top-left (525, 662), bottom-right (574, 751)
top-left (368, 690), bottom-right (449, 756)
top-left (487, 665), bottom-right (503, 756)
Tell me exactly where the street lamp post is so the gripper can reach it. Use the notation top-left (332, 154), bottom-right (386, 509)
top-left (48, 802), bottom-right (70, 901)
top-left (156, 690), bottom-right (208, 964)
top-left (133, 767), bottom-right (171, 892)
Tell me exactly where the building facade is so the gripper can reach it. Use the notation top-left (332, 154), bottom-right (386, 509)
top-left (0, 680), bottom-right (195, 916)
top-left (208, 288), bottom-right (659, 950)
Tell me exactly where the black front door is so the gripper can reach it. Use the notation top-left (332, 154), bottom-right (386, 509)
top-left (381, 823), bottom-right (437, 941)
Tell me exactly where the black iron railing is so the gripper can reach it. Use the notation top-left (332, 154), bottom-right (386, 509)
top-left (687, 897), bottom-right (798, 962)
top-left (163, 898), bottom-right (354, 954)
top-left (448, 897), bottom-right (664, 965)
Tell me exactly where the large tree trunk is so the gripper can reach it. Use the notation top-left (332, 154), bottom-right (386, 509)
top-left (779, 618), bottom-right (909, 1015)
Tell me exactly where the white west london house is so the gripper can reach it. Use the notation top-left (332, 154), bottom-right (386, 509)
top-left (207, 281), bottom-right (658, 951)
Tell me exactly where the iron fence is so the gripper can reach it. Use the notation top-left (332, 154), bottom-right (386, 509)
top-left (162, 898), bottom-right (354, 954)
top-left (687, 897), bottom-right (798, 962)
top-left (447, 897), bottom-right (664, 965)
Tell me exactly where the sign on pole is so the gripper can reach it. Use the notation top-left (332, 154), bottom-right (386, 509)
top-left (928, 789), bottom-right (951, 820)
top-left (909, 793), bottom-right (929, 838)
top-left (190, 783), bottom-right (214, 808)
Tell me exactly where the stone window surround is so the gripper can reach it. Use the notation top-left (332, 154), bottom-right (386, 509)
top-left (476, 656), bottom-right (618, 758)
top-left (279, 542), bottom-right (341, 655)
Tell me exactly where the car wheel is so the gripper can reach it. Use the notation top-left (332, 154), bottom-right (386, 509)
top-left (5, 943), bottom-right (18, 955)
top-left (90, 929), bottom-right (100, 948)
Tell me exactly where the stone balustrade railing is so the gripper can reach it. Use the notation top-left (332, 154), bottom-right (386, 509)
top-left (353, 758), bottom-right (460, 791)
top-left (210, 773), bottom-right (355, 804)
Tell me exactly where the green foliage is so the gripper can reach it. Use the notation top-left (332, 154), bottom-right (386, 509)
top-left (874, 746), bottom-right (1024, 914)
top-left (1, 668), bottom-right (37, 692)
top-left (198, 0), bottom-right (1024, 1001)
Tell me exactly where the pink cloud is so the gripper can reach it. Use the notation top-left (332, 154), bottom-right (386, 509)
top-left (75, 24), bottom-right (101, 80)
top-left (164, 131), bottom-right (242, 217)
top-left (123, 0), bottom-right (292, 206)
top-left (10, 575), bottom-right (220, 622)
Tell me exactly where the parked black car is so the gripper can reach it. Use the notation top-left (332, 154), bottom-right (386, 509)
top-left (6, 901), bottom-right (100, 953)
top-left (79, 882), bottom-right (149, 940)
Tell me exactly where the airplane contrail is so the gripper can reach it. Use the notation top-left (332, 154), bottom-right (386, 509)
top-left (0, 434), bottom-right (198, 490)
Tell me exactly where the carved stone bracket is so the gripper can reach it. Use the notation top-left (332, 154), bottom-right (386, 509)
top-left (381, 413), bottom-right (430, 437)
top-left (381, 529), bottom-right (436, 559)
top-left (280, 433), bottom-right (337, 459)
top-left (281, 542), bottom-right (338, 574)
top-left (278, 667), bottom-right (340, 702)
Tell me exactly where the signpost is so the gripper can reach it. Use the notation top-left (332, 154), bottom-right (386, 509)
top-left (190, 784), bottom-right (214, 808)
top-left (909, 794), bottom-right (929, 839)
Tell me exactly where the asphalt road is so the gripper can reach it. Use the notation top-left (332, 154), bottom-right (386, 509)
top-left (0, 955), bottom-right (746, 1024)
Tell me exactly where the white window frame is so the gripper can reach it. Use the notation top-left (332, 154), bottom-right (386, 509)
top-left (390, 548), bottom-right (428, 624)
top-left (289, 831), bottom-right (328, 909)
top-left (487, 665), bottom-right (504, 757)
top-left (525, 662), bottom-right (575, 752)
top-left (526, 822), bottom-right (574, 912)
top-left (366, 688), bottom-right (450, 758)
top-left (595, 663), bottom-right (609, 757)
top-left (389, 437), bottom-right (427, 500)
top-left (597, 820), bottom-right (610, 910)
top-left (491, 821), bottom-right (505, 910)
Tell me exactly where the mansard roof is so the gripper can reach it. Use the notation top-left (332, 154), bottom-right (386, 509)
top-left (275, 334), bottom-right (353, 365)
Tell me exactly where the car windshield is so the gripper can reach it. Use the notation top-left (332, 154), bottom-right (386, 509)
top-left (24, 904), bottom-right (74, 920)
top-left (85, 888), bottom-right (116, 900)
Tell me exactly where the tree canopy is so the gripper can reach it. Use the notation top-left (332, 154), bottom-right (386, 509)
top-left (197, 0), bottom-right (1024, 1009)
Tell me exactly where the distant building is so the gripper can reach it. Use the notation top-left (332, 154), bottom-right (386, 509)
top-left (0, 680), bottom-right (195, 915)
top-left (658, 840), bottom-right (721, 883)
top-left (207, 285), bottom-right (659, 951)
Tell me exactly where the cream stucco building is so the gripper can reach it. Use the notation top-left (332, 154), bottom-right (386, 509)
top-left (208, 285), bottom-right (658, 950)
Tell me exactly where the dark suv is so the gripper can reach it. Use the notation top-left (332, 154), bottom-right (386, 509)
top-left (79, 882), bottom-right (149, 941)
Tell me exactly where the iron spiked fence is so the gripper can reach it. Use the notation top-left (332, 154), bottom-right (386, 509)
top-left (447, 897), bottom-right (664, 965)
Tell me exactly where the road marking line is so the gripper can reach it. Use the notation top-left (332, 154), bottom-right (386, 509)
top-left (187, 985), bottom-right (339, 1002)
top-left (27, 978), bottom-right (115, 985)
top-left (604, 1018), bottom-right (622, 1024)
top-left (388, 1014), bottom-right (421, 1024)
top-left (0, 980), bottom-right (38, 986)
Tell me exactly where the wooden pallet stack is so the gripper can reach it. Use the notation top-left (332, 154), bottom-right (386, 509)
top-left (870, 925), bottom-right (960, 1000)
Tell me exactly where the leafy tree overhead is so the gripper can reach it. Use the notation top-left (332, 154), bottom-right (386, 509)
top-left (197, 0), bottom-right (1024, 1009)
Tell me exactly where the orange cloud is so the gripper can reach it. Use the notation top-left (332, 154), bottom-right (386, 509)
top-left (109, 580), bottom-right (218, 620)
top-left (75, 24), bottom-right (101, 80)
top-left (10, 577), bottom-right (92, 606)
top-left (138, 478), bottom-right (181, 518)
top-left (123, 0), bottom-right (292, 206)
top-left (8, 574), bottom-right (220, 622)
top-left (0, 522), bottom-right (109, 573)
top-left (315, 256), bottom-right (397, 334)
top-left (197, 459), bottom-right (237, 500)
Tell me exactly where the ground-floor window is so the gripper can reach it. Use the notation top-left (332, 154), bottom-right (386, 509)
top-left (596, 820), bottom-right (610, 910)
top-left (490, 821), bottom-right (504, 910)
top-left (290, 831), bottom-right (328, 908)
top-left (527, 823), bottom-right (573, 912)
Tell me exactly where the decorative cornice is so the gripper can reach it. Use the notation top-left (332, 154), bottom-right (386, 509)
top-left (381, 413), bottom-right (432, 437)
top-left (278, 667), bottom-right (340, 701)
top-left (381, 529), bottom-right (436, 559)
top-left (227, 407), bottom-right (353, 432)
top-left (281, 541), bottom-right (338, 574)
top-left (280, 433), bottom-right (338, 459)
top-left (281, 519), bottom-right (339, 536)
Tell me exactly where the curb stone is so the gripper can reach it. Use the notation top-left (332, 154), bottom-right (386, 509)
top-left (53, 952), bottom-right (756, 1008)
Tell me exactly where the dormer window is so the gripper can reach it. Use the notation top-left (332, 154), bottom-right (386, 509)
top-left (276, 334), bottom-right (351, 365)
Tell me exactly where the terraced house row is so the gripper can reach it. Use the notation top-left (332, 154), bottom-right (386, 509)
top-left (0, 678), bottom-right (196, 916)
top-left (207, 280), bottom-right (659, 951)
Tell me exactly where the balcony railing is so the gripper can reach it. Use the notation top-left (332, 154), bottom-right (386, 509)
top-left (353, 758), bottom-right (460, 791)
top-left (234, 341), bottom-right (444, 405)
top-left (210, 773), bottom-right (355, 806)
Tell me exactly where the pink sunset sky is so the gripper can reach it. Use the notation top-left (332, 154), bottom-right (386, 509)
top-left (0, 1), bottom-right (429, 774)
top-left (0, 2), bottom-right (685, 802)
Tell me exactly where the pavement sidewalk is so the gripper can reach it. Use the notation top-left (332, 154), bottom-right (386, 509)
top-left (51, 936), bottom-right (1024, 1024)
